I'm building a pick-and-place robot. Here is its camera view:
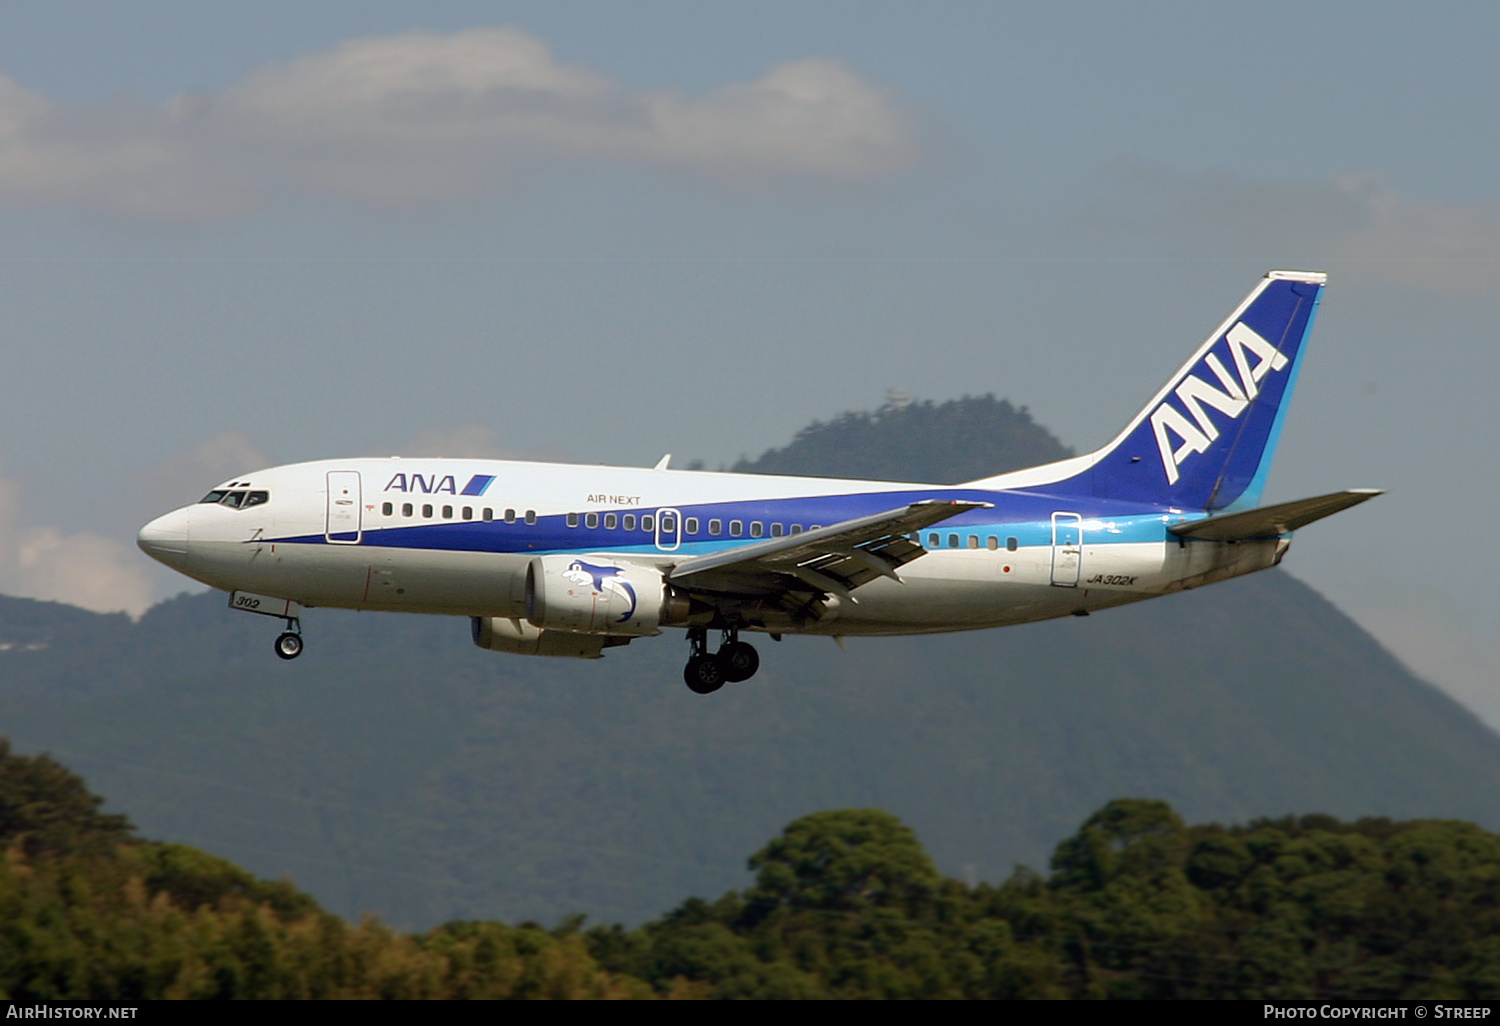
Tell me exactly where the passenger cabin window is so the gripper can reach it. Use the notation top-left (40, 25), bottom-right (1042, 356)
top-left (709, 519), bottom-right (722, 535)
top-left (482, 508), bottom-right (493, 522)
top-left (605, 513), bottom-right (617, 530)
top-left (585, 512), bottom-right (599, 529)
top-left (948, 534), bottom-right (959, 549)
top-left (623, 514), bottom-right (636, 530)
top-left (442, 505), bottom-right (453, 519)
top-left (968, 535), bottom-right (979, 549)
top-left (462, 507), bottom-right (473, 521)
top-left (567, 513), bottom-right (579, 528)
top-left (771, 523), bottom-right (784, 537)
top-left (505, 509), bottom-right (516, 524)
top-left (750, 522), bottom-right (764, 538)
top-left (987, 536), bottom-right (999, 550)
top-left (1007, 537), bottom-right (1019, 552)
top-left (641, 515), bottom-right (655, 532)
top-left (928, 532), bottom-right (940, 547)
top-left (403, 503), bottom-right (413, 517)
top-left (423, 504), bottom-right (433, 518)
top-left (525, 510), bottom-right (537, 525)
top-left (730, 520), bottom-right (743, 537)
top-left (659, 514), bottom-right (675, 533)
top-left (685, 517), bottom-right (699, 534)
top-left (382, 502), bottom-right (393, 516)
top-left (790, 525), bottom-right (803, 535)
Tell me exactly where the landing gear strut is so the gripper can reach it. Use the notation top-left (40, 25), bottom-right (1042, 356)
top-left (274, 618), bottom-right (304, 661)
top-left (682, 627), bottom-right (759, 694)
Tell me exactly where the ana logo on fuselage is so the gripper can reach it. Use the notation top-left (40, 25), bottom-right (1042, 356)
top-left (384, 473), bottom-right (496, 497)
top-left (1149, 322), bottom-right (1289, 485)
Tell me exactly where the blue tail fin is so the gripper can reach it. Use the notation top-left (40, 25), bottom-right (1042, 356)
top-left (980, 271), bottom-right (1325, 512)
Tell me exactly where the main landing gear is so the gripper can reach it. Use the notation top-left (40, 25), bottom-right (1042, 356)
top-left (683, 627), bottom-right (760, 694)
top-left (274, 618), bottom-right (304, 661)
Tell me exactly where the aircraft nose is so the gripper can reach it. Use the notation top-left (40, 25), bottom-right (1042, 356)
top-left (137, 507), bottom-right (191, 567)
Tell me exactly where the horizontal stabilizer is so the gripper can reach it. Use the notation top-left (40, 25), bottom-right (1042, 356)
top-left (1169, 489), bottom-right (1383, 542)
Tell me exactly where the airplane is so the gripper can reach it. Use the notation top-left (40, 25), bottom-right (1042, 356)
top-left (138, 270), bottom-right (1380, 694)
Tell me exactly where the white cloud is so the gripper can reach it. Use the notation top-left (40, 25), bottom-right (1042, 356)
top-left (0, 28), bottom-right (918, 219)
top-left (1080, 168), bottom-right (1500, 296)
top-left (0, 461), bottom-right (154, 616)
top-left (134, 431), bottom-right (270, 518)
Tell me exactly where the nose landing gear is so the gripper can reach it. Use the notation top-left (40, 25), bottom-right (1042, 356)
top-left (682, 627), bottom-right (759, 694)
top-left (274, 618), bottom-right (304, 660)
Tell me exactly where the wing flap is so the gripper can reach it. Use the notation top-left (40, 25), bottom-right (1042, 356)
top-left (668, 500), bottom-right (991, 594)
top-left (1170, 488), bottom-right (1383, 542)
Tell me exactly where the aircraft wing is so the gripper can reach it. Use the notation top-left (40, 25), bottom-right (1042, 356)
top-left (1169, 489), bottom-right (1383, 542)
top-left (668, 499), bottom-right (992, 599)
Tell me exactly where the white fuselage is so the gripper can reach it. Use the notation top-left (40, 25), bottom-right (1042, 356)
top-left (138, 456), bottom-right (1282, 638)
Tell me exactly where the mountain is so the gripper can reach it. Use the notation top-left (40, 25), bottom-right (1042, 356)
top-left (731, 394), bottom-right (1072, 482)
top-left (0, 396), bottom-right (1494, 930)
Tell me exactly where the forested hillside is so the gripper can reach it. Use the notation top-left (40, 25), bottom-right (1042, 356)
top-left (0, 395), bottom-right (1495, 930)
top-left (6, 741), bottom-right (1500, 1000)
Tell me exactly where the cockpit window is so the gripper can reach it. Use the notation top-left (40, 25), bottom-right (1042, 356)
top-left (199, 489), bottom-right (270, 509)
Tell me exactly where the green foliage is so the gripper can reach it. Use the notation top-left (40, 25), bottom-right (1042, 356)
top-left (0, 738), bottom-right (133, 858)
top-left (587, 802), bottom-right (1500, 1000)
top-left (10, 742), bottom-right (1500, 1000)
top-left (0, 743), bottom-right (641, 1001)
top-left (745, 809), bottom-right (940, 915)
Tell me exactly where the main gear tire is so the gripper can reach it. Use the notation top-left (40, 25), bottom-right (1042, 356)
top-left (719, 641), bottom-right (760, 683)
top-left (684, 654), bottom-right (726, 694)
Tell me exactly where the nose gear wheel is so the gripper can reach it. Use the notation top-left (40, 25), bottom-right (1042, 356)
top-left (273, 616), bottom-right (304, 660)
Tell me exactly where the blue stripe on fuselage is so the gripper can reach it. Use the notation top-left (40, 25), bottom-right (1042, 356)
top-left (270, 489), bottom-right (1192, 554)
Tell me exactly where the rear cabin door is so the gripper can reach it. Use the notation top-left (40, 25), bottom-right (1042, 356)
top-left (326, 471), bottom-right (363, 544)
top-left (1050, 511), bottom-right (1082, 587)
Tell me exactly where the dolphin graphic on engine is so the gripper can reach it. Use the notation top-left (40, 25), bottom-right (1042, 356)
top-left (563, 560), bottom-right (638, 622)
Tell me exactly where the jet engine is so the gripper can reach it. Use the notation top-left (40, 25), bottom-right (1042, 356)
top-left (470, 615), bottom-right (623, 659)
top-left (524, 555), bottom-right (684, 636)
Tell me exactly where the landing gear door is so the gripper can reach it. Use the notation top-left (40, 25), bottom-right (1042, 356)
top-left (326, 471), bottom-right (362, 544)
top-left (1050, 512), bottom-right (1082, 587)
top-left (655, 507), bottom-right (682, 552)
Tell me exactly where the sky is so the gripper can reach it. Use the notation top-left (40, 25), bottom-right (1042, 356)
top-left (1, 1), bottom-right (1498, 722)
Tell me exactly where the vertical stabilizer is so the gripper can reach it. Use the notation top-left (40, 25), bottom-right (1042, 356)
top-left (969, 271), bottom-right (1325, 512)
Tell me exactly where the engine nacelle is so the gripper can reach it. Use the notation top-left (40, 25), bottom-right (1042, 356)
top-left (470, 616), bottom-right (612, 659)
top-left (525, 555), bottom-right (678, 636)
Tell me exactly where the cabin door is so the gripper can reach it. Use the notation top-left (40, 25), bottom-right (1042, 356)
top-left (326, 471), bottom-right (363, 544)
top-left (1050, 512), bottom-right (1082, 587)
